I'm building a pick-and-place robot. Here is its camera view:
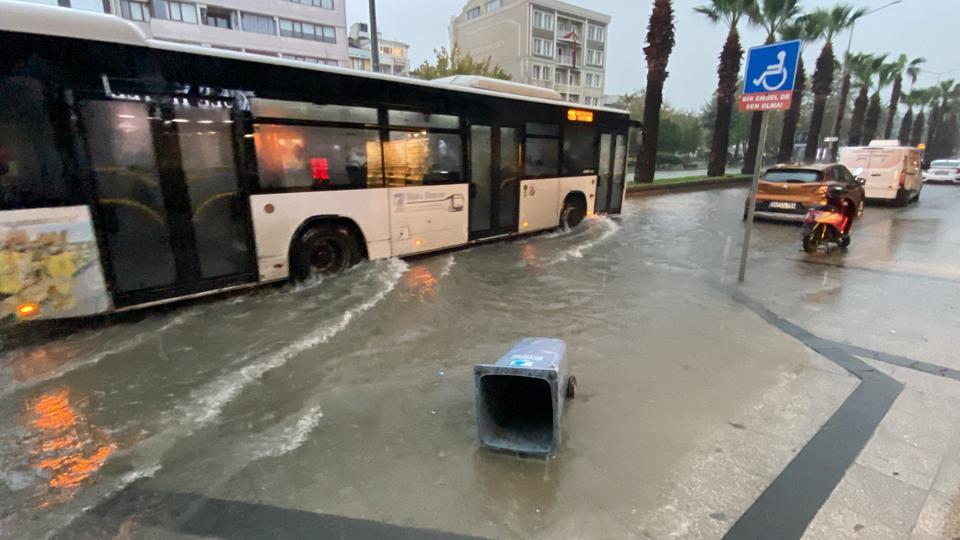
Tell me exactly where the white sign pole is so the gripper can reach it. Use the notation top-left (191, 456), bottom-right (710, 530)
top-left (738, 111), bottom-right (769, 282)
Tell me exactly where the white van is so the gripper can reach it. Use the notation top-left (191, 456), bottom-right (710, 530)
top-left (839, 140), bottom-right (923, 206)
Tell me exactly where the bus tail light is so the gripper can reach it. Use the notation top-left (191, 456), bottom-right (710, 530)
top-left (898, 170), bottom-right (907, 187)
top-left (16, 303), bottom-right (39, 318)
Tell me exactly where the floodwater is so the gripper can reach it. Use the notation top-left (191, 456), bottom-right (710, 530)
top-left (1, 185), bottom-right (957, 538)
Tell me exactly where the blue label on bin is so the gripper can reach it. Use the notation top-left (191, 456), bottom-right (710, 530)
top-left (510, 358), bottom-right (534, 367)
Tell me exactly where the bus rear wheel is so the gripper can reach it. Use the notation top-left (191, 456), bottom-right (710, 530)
top-left (291, 223), bottom-right (360, 281)
top-left (560, 198), bottom-right (586, 229)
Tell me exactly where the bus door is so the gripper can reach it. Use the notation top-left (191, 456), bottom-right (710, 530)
top-left (79, 100), bottom-right (257, 306)
top-left (469, 124), bottom-right (520, 240)
top-left (595, 132), bottom-right (628, 214)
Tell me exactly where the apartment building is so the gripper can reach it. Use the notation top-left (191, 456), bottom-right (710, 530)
top-left (23, 0), bottom-right (349, 66)
top-left (449, 0), bottom-right (610, 105)
top-left (347, 22), bottom-right (410, 76)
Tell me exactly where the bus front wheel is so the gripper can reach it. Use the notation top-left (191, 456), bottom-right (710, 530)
top-left (291, 223), bottom-right (360, 281)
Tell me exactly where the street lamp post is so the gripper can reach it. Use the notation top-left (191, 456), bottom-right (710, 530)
top-left (828, 0), bottom-right (903, 161)
top-left (369, 0), bottom-right (380, 73)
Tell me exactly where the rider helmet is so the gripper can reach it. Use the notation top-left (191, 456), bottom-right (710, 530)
top-left (825, 184), bottom-right (846, 202)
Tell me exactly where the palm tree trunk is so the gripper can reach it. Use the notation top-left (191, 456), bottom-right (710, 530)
top-left (898, 108), bottom-right (913, 146)
top-left (910, 110), bottom-right (925, 147)
top-left (884, 75), bottom-right (902, 139)
top-left (829, 72), bottom-right (852, 161)
top-left (707, 28), bottom-right (743, 177)
top-left (634, 0), bottom-right (675, 183)
top-left (741, 113), bottom-right (762, 173)
top-left (863, 93), bottom-right (882, 144)
top-left (778, 57), bottom-right (805, 163)
top-left (803, 43), bottom-right (834, 163)
top-left (926, 104), bottom-right (941, 148)
top-left (848, 86), bottom-right (869, 146)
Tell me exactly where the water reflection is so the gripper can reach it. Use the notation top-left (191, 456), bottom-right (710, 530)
top-left (22, 387), bottom-right (116, 508)
top-left (403, 264), bottom-right (438, 303)
top-left (520, 243), bottom-right (541, 269)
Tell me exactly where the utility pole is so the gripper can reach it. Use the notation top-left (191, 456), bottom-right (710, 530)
top-left (369, 0), bottom-right (380, 73)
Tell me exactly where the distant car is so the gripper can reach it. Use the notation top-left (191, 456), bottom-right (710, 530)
top-left (839, 141), bottom-right (924, 206)
top-left (745, 163), bottom-right (865, 222)
top-left (922, 159), bottom-right (960, 183)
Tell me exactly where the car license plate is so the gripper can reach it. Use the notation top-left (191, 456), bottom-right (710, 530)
top-left (769, 201), bottom-right (797, 210)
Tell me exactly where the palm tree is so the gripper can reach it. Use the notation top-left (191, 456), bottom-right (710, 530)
top-left (741, 0), bottom-right (802, 173)
top-left (695, 0), bottom-right (754, 177)
top-left (928, 80), bottom-right (960, 159)
top-left (635, 0), bottom-right (676, 183)
top-left (847, 53), bottom-right (885, 146)
top-left (898, 90), bottom-right (915, 146)
top-left (776, 15), bottom-right (821, 163)
top-left (802, 4), bottom-right (866, 162)
top-left (828, 8), bottom-right (869, 160)
top-left (863, 62), bottom-right (896, 144)
top-left (883, 55), bottom-right (925, 139)
top-left (910, 88), bottom-right (933, 147)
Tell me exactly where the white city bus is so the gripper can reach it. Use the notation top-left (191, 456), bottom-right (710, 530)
top-left (0, 1), bottom-right (633, 322)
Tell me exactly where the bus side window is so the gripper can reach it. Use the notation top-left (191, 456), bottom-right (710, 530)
top-left (524, 123), bottom-right (560, 178)
top-left (563, 124), bottom-right (598, 176)
top-left (252, 124), bottom-right (384, 190)
top-left (383, 131), bottom-right (463, 186)
top-left (0, 74), bottom-right (68, 210)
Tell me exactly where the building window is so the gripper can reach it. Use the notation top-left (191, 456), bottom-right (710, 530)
top-left (533, 10), bottom-right (554, 30)
top-left (585, 72), bottom-right (602, 88)
top-left (119, 0), bottom-right (150, 21)
top-left (289, 0), bottom-right (334, 8)
top-left (587, 48), bottom-right (603, 66)
top-left (242, 12), bottom-right (276, 35)
top-left (202, 6), bottom-right (233, 29)
top-left (466, 6), bottom-right (481, 20)
top-left (532, 64), bottom-right (551, 82)
top-left (532, 38), bottom-right (552, 58)
top-left (164, 1), bottom-right (198, 23)
top-left (381, 46), bottom-right (392, 55)
top-left (485, 0), bottom-right (501, 11)
top-left (279, 19), bottom-right (336, 43)
top-left (588, 24), bottom-right (605, 42)
top-left (568, 94), bottom-right (580, 103)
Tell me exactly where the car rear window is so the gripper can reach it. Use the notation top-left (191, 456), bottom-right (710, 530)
top-left (763, 170), bottom-right (821, 183)
top-left (931, 160), bottom-right (960, 168)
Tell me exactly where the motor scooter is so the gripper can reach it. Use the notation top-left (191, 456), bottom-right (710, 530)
top-left (801, 184), bottom-right (855, 253)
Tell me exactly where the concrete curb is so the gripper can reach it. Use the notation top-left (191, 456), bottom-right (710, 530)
top-left (626, 175), bottom-right (752, 196)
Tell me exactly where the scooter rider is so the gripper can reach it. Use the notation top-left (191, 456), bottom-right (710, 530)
top-left (822, 184), bottom-right (853, 233)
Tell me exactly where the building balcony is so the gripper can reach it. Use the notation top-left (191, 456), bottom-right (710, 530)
top-left (556, 54), bottom-right (581, 69)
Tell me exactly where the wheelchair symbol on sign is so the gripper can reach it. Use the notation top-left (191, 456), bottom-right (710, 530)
top-left (752, 51), bottom-right (789, 91)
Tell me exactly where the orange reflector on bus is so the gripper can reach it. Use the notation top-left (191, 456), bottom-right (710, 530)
top-left (16, 303), bottom-right (39, 318)
top-left (522, 221), bottom-right (529, 228)
top-left (415, 239), bottom-right (423, 246)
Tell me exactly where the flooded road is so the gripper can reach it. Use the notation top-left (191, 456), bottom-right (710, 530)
top-left (2, 185), bottom-right (959, 538)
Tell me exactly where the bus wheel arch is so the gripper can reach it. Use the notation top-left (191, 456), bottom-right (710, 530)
top-left (560, 191), bottom-right (588, 229)
top-left (289, 216), bottom-right (367, 281)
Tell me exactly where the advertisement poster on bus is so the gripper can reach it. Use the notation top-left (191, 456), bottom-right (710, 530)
top-left (0, 206), bottom-right (110, 321)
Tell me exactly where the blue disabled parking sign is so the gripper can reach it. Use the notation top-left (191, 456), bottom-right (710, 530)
top-left (739, 40), bottom-right (801, 112)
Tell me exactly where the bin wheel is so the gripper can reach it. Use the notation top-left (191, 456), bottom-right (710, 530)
top-left (566, 376), bottom-right (577, 399)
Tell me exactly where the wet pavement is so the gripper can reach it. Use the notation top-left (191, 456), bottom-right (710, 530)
top-left (2, 184), bottom-right (960, 539)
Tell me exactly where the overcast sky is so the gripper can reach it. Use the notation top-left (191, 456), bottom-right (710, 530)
top-left (345, 0), bottom-right (958, 111)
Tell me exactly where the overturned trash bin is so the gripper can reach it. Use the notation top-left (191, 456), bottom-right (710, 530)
top-left (474, 338), bottom-right (576, 455)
